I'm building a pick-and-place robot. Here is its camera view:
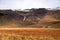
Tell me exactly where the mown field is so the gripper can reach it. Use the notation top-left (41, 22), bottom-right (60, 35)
top-left (0, 28), bottom-right (60, 40)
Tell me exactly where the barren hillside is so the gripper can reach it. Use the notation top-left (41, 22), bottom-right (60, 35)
top-left (0, 8), bottom-right (60, 28)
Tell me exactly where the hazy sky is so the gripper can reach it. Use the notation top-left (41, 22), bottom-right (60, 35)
top-left (0, 0), bottom-right (60, 9)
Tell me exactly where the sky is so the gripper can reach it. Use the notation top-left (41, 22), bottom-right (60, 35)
top-left (0, 0), bottom-right (60, 10)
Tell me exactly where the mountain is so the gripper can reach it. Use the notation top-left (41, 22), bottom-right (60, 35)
top-left (0, 8), bottom-right (60, 28)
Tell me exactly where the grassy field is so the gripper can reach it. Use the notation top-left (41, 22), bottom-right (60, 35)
top-left (0, 33), bottom-right (55, 40)
top-left (0, 28), bottom-right (60, 40)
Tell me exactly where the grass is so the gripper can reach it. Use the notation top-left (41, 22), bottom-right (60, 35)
top-left (0, 33), bottom-right (55, 40)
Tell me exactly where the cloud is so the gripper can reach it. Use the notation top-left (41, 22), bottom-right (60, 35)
top-left (0, 0), bottom-right (60, 9)
top-left (19, 0), bottom-right (46, 9)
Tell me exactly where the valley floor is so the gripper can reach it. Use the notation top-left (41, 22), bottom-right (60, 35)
top-left (0, 28), bottom-right (60, 40)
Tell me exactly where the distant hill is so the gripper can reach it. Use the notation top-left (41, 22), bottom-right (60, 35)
top-left (0, 8), bottom-right (60, 28)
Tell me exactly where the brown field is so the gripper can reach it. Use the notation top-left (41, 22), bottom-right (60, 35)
top-left (0, 28), bottom-right (60, 40)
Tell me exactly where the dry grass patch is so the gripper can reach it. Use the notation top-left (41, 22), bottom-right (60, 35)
top-left (0, 33), bottom-right (55, 40)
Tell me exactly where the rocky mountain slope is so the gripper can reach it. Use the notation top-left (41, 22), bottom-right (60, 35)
top-left (0, 8), bottom-right (60, 28)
